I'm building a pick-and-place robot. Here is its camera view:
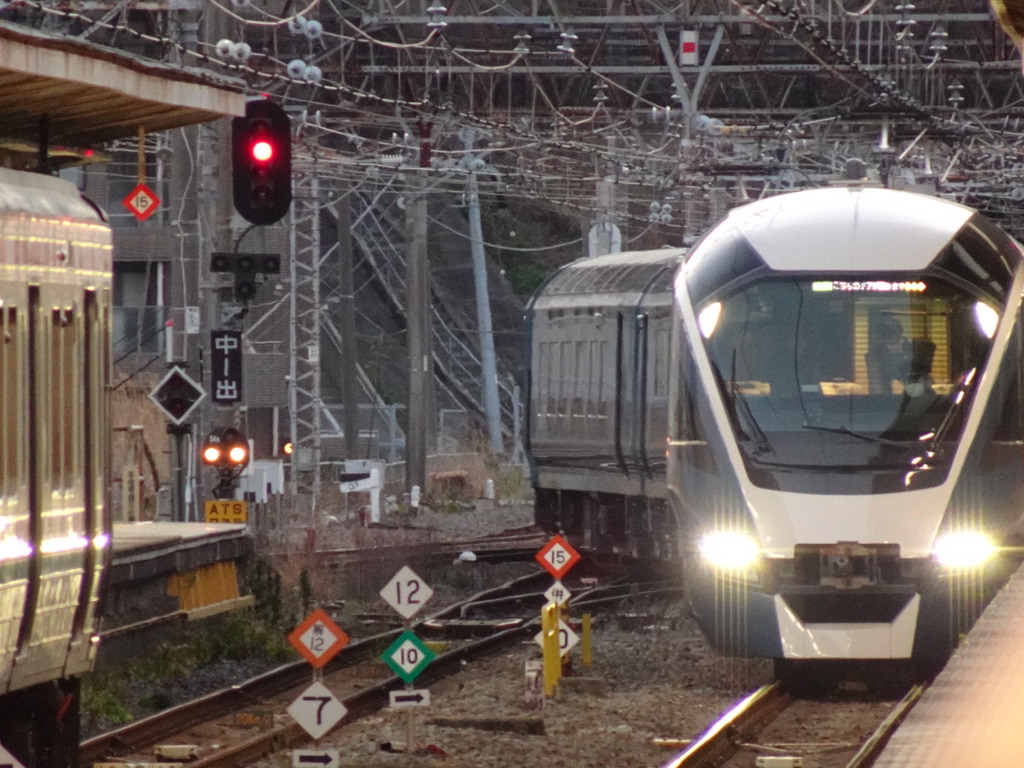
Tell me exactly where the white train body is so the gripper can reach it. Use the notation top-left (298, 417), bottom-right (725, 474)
top-left (669, 186), bottom-right (1024, 661)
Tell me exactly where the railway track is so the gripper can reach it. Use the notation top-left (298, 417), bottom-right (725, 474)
top-left (86, 557), bottom-right (927, 768)
top-left (662, 679), bottom-right (928, 768)
top-left (83, 567), bottom-right (679, 767)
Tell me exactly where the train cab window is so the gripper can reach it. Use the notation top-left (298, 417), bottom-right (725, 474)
top-left (696, 275), bottom-right (998, 494)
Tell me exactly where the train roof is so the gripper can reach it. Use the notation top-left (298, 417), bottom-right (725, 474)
top-left (537, 248), bottom-right (686, 298)
top-left (699, 186), bottom-right (987, 272)
top-left (0, 168), bottom-right (103, 221)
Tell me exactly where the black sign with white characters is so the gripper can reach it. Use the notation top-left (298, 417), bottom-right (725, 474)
top-left (211, 330), bottom-right (243, 404)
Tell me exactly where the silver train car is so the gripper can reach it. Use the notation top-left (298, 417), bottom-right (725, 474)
top-left (0, 168), bottom-right (112, 767)
top-left (526, 248), bottom-right (685, 561)
top-left (528, 186), bottom-right (1024, 668)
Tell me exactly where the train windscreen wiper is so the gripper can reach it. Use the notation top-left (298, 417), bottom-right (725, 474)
top-left (729, 350), bottom-right (773, 455)
top-left (706, 350), bottom-right (773, 455)
top-left (802, 424), bottom-right (905, 446)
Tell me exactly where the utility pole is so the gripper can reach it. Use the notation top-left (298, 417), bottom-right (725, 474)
top-left (406, 174), bottom-right (432, 494)
top-left (206, 4), bottom-right (237, 516)
top-left (464, 159), bottom-right (504, 456)
top-left (336, 192), bottom-right (360, 460)
top-left (288, 165), bottom-right (324, 529)
top-left (167, 4), bottom-right (201, 521)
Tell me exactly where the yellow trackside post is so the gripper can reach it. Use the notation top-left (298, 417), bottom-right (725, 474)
top-left (582, 613), bottom-right (592, 666)
top-left (542, 602), bottom-right (560, 697)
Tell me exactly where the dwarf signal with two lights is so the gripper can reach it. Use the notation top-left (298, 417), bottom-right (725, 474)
top-left (202, 428), bottom-right (250, 468)
top-left (202, 428), bottom-right (251, 498)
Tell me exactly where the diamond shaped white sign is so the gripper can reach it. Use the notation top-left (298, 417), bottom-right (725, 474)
top-left (288, 681), bottom-right (347, 739)
top-left (544, 581), bottom-right (571, 606)
top-left (534, 618), bottom-right (580, 656)
top-left (380, 565), bottom-right (434, 619)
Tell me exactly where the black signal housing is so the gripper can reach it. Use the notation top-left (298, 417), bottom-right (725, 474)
top-left (232, 100), bottom-right (292, 226)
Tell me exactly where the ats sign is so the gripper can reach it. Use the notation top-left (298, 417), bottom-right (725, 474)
top-left (211, 330), bottom-right (243, 404)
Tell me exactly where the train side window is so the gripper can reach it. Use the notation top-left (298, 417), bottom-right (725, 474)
top-left (545, 341), bottom-right (558, 417)
top-left (589, 340), bottom-right (602, 419)
top-left (559, 341), bottom-right (572, 417)
top-left (574, 340), bottom-right (588, 418)
top-left (652, 326), bottom-right (670, 398)
top-left (672, 328), bottom-right (706, 443)
top-left (50, 306), bottom-right (80, 492)
top-left (993, 320), bottom-right (1024, 441)
top-left (535, 341), bottom-right (549, 417)
top-left (0, 306), bottom-right (17, 500)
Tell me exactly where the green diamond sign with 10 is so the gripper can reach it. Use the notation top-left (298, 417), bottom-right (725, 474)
top-left (382, 630), bottom-right (435, 683)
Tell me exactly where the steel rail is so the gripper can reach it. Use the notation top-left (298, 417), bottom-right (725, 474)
top-left (81, 569), bottom-right (552, 763)
top-left (843, 683), bottom-right (927, 768)
top-left (661, 682), bottom-right (792, 768)
top-left (83, 567), bottom-right (673, 766)
top-left (173, 625), bottom-right (537, 768)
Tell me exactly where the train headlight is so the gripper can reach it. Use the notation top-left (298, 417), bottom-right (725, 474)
top-left (933, 531), bottom-right (995, 569)
top-left (699, 530), bottom-right (760, 570)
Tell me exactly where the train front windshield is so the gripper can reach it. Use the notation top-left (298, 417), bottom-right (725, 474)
top-left (696, 276), bottom-right (998, 493)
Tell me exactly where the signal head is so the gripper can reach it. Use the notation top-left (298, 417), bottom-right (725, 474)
top-left (232, 100), bottom-right (292, 226)
top-left (201, 429), bottom-right (250, 471)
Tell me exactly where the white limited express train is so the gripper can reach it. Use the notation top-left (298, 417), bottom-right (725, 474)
top-left (529, 185), bottom-right (1024, 673)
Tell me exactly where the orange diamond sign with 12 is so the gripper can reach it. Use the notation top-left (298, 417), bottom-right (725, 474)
top-left (288, 608), bottom-right (349, 668)
top-left (536, 534), bottom-right (581, 580)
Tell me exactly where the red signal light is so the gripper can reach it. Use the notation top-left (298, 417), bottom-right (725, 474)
top-left (251, 139), bottom-right (274, 163)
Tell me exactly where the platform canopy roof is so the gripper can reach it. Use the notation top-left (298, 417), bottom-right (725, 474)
top-left (0, 20), bottom-right (247, 150)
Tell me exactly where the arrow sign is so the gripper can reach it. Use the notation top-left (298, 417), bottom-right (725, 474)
top-left (291, 750), bottom-right (339, 768)
top-left (389, 689), bottom-right (431, 708)
top-left (0, 746), bottom-right (26, 768)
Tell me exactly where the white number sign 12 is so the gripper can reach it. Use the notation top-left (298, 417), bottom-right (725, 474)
top-left (379, 565), bottom-right (434, 619)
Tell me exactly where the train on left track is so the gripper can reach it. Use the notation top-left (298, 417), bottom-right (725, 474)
top-left (0, 167), bottom-right (112, 768)
top-left (526, 185), bottom-right (1024, 673)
